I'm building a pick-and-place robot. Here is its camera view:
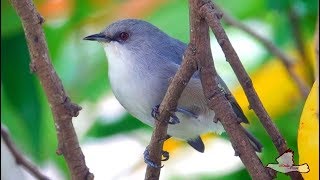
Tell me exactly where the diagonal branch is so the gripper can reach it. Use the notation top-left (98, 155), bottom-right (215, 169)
top-left (145, 0), bottom-right (274, 179)
top-left (1, 124), bottom-right (49, 180)
top-left (9, 0), bottom-right (93, 179)
top-left (314, 15), bottom-right (319, 79)
top-left (216, 5), bottom-right (309, 98)
top-left (200, 2), bottom-right (303, 180)
top-left (288, 7), bottom-right (314, 82)
top-left (144, 38), bottom-right (199, 180)
top-left (190, 0), bottom-right (270, 179)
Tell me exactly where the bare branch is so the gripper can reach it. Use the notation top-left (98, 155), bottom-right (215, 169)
top-left (288, 7), bottom-right (314, 81)
top-left (191, 0), bottom-right (271, 179)
top-left (201, 2), bottom-right (303, 180)
top-left (145, 0), bottom-right (276, 179)
top-left (288, 9), bottom-right (307, 60)
top-left (9, 0), bottom-right (93, 179)
top-left (217, 5), bottom-right (310, 98)
top-left (1, 124), bottom-right (50, 180)
top-left (144, 36), bottom-right (199, 180)
top-left (314, 15), bottom-right (319, 79)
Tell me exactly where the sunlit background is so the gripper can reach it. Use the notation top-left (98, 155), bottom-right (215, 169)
top-left (1, 0), bottom-right (318, 179)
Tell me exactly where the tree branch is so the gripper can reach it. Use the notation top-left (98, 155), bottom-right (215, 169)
top-left (201, 2), bottom-right (303, 180)
top-left (9, 0), bottom-right (93, 179)
top-left (1, 124), bottom-right (49, 180)
top-left (288, 7), bottom-right (314, 82)
top-left (145, 0), bottom-right (275, 179)
top-left (217, 5), bottom-right (309, 98)
top-left (288, 9), bottom-right (307, 60)
top-left (191, 0), bottom-right (271, 179)
top-left (314, 15), bottom-right (319, 79)
top-left (144, 36), bottom-right (199, 180)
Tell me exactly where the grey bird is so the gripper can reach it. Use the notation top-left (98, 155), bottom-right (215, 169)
top-left (84, 19), bottom-right (262, 167)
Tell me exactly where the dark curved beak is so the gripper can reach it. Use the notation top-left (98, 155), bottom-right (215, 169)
top-left (83, 33), bottom-right (111, 42)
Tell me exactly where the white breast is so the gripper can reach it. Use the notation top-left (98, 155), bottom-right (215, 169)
top-left (104, 42), bottom-right (157, 126)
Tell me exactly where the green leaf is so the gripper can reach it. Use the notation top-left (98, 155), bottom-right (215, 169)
top-left (215, 0), bottom-right (267, 19)
top-left (267, 0), bottom-right (291, 12)
top-left (1, 0), bottom-right (22, 37)
top-left (51, 37), bottom-right (109, 102)
top-left (147, 0), bottom-right (189, 43)
top-left (1, 33), bottom-right (43, 161)
top-left (86, 114), bottom-right (148, 138)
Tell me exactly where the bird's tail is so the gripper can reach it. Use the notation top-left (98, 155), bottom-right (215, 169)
top-left (241, 126), bottom-right (263, 152)
top-left (297, 163), bottom-right (310, 173)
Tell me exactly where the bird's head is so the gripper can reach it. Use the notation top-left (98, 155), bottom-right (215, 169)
top-left (84, 19), bottom-right (169, 53)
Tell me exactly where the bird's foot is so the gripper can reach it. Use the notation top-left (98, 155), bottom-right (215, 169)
top-left (151, 105), bottom-right (180, 125)
top-left (161, 150), bottom-right (170, 161)
top-left (168, 113), bottom-right (180, 124)
top-left (143, 147), bottom-right (170, 168)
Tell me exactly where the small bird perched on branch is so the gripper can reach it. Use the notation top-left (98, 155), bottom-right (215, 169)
top-left (84, 19), bottom-right (262, 167)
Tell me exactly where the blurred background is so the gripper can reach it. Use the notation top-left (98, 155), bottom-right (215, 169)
top-left (1, 0), bottom-right (318, 179)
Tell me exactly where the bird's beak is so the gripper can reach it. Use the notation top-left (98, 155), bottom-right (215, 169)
top-left (83, 33), bottom-right (112, 42)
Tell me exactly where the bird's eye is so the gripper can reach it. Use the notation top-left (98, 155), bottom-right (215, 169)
top-left (119, 32), bottom-right (129, 41)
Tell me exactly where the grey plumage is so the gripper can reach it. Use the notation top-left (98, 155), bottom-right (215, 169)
top-left (84, 19), bottom-right (262, 153)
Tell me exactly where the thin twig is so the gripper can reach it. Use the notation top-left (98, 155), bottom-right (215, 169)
top-left (1, 124), bottom-right (49, 180)
top-left (191, 0), bottom-right (271, 179)
top-left (201, 2), bottom-right (303, 180)
top-left (9, 0), bottom-right (93, 179)
top-left (288, 7), bottom-right (314, 82)
top-left (314, 15), bottom-right (319, 79)
top-left (216, 5), bottom-right (310, 98)
top-left (288, 8), bottom-right (308, 61)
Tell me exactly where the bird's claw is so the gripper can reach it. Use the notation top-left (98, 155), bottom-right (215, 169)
top-left (168, 113), bottom-right (180, 124)
top-left (161, 150), bottom-right (169, 161)
top-left (151, 105), bottom-right (180, 125)
top-left (144, 148), bottom-right (170, 168)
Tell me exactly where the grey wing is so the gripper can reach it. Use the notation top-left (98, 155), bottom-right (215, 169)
top-left (177, 77), bottom-right (209, 117)
top-left (216, 75), bottom-right (249, 124)
top-left (179, 72), bottom-right (249, 124)
top-left (182, 75), bottom-right (262, 152)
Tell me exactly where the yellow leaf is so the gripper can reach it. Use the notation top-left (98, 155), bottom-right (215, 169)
top-left (298, 80), bottom-right (319, 180)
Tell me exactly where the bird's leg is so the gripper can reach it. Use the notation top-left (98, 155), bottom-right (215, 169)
top-left (151, 105), bottom-right (180, 124)
top-left (143, 147), bottom-right (170, 168)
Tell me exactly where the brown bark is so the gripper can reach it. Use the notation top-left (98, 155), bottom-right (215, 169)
top-left (144, 39), bottom-right (199, 180)
top-left (191, 1), bottom-right (271, 179)
top-left (145, 0), bottom-right (282, 179)
top-left (1, 124), bottom-right (49, 180)
top-left (200, 2), bottom-right (303, 180)
top-left (9, 0), bottom-right (93, 179)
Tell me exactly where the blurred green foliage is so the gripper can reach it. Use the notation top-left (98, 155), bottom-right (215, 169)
top-left (1, 0), bottom-right (318, 179)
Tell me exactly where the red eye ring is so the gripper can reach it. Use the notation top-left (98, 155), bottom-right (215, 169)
top-left (119, 32), bottom-right (129, 41)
